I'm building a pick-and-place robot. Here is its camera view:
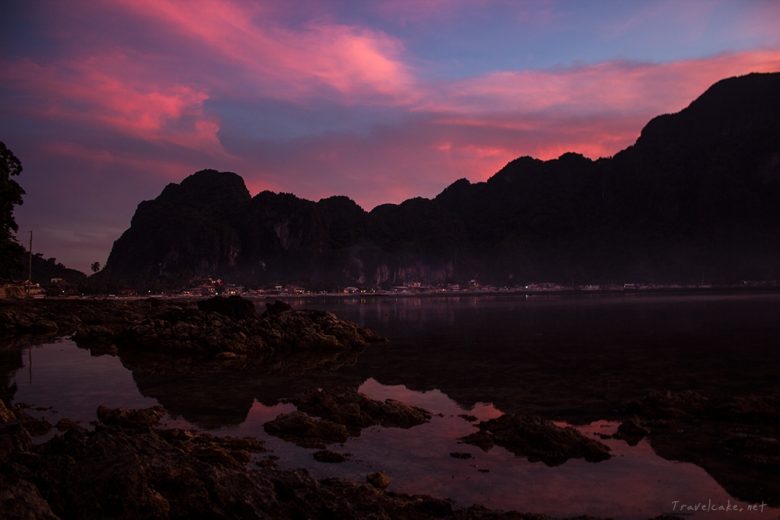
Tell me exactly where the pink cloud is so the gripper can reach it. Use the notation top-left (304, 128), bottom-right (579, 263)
top-left (427, 49), bottom-right (780, 118)
top-left (116, 0), bottom-right (419, 104)
top-left (4, 56), bottom-right (222, 153)
top-left (216, 48), bottom-right (780, 209)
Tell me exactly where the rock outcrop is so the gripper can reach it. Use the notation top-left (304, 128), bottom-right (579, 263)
top-left (461, 414), bottom-right (611, 466)
top-left (0, 297), bottom-right (383, 360)
top-left (264, 387), bottom-right (431, 448)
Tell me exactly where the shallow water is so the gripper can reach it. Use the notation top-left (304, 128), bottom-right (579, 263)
top-left (3, 293), bottom-right (780, 519)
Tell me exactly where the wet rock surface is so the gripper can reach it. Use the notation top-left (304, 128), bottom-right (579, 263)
top-left (264, 387), bottom-right (431, 448)
top-left (461, 414), bottom-right (611, 466)
top-left (0, 400), bottom-right (642, 520)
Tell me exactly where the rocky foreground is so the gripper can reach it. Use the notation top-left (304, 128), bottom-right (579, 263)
top-left (0, 297), bottom-right (383, 359)
top-left (1, 296), bottom-right (774, 517)
top-left (0, 399), bottom-right (683, 520)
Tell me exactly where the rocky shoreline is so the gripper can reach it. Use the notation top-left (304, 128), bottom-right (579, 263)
top-left (0, 297), bottom-right (384, 360)
top-left (1, 399), bottom-right (686, 520)
top-left (1, 296), bottom-right (776, 518)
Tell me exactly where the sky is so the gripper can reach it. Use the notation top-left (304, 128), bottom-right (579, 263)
top-left (1, 0), bottom-right (779, 273)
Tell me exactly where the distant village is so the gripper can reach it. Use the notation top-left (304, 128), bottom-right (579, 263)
top-left (3, 271), bottom-right (780, 300)
top-left (5, 276), bottom-right (776, 300)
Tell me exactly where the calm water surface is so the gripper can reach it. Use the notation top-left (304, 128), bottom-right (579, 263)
top-left (3, 293), bottom-right (780, 520)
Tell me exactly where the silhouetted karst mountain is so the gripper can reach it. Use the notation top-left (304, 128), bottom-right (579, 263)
top-left (103, 72), bottom-right (780, 288)
top-left (106, 170), bottom-right (251, 282)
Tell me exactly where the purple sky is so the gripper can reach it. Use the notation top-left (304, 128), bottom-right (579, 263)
top-left (2, 0), bottom-right (779, 272)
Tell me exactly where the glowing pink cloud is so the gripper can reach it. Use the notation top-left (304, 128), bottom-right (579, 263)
top-left (428, 49), bottom-right (780, 117)
top-left (4, 56), bottom-right (222, 153)
top-left (117, 0), bottom-right (419, 104)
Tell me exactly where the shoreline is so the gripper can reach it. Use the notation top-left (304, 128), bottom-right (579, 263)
top-left (15, 284), bottom-right (780, 303)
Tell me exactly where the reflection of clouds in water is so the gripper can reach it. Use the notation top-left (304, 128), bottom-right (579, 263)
top-left (218, 400), bottom-right (296, 435)
top-left (358, 377), bottom-right (501, 420)
top-left (310, 382), bottom-right (775, 520)
top-left (10, 339), bottom-right (158, 424)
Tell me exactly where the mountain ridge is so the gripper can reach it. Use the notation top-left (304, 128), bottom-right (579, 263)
top-left (102, 72), bottom-right (780, 289)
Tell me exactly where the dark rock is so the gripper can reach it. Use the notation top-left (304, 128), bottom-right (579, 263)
top-left (626, 390), bottom-right (780, 506)
top-left (0, 299), bottom-right (383, 366)
top-left (265, 300), bottom-right (292, 315)
top-left (366, 471), bottom-right (391, 489)
top-left (18, 415), bottom-right (52, 437)
top-left (614, 417), bottom-right (649, 445)
top-left (0, 405), bottom-right (639, 519)
top-left (626, 390), bottom-right (710, 419)
top-left (312, 449), bottom-right (347, 463)
top-left (292, 387), bottom-right (431, 435)
top-left (54, 418), bottom-right (82, 432)
top-left (259, 309), bottom-right (384, 352)
top-left (449, 452), bottom-right (473, 460)
top-left (0, 422), bottom-right (32, 463)
top-left (0, 473), bottom-right (59, 520)
top-left (97, 405), bottom-right (165, 430)
top-left (461, 414), bottom-right (611, 466)
top-left (458, 414), bottom-right (478, 422)
top-left (263, 411), bottom-right (349, 449)
top-left (197, 295), bottom-right (256, 320)
top-left (409, 496), bottom-right (454, 517)
top-left (266, 388), bottom-right (431, 449)
top-left (0, 399), bottom-right (15, 423)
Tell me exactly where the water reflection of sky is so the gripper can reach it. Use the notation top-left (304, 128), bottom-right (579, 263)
top-left (6, 340), bottom-right (777, 520)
